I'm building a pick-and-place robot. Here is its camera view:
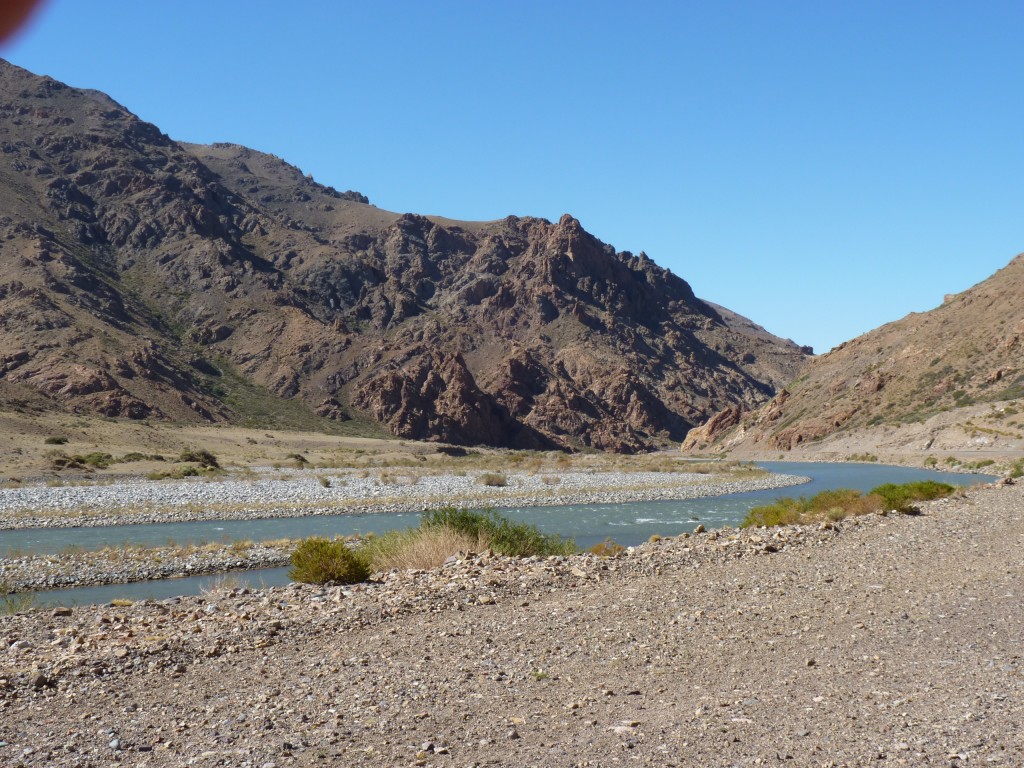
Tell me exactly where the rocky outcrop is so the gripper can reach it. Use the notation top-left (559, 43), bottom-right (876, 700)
top-left (0, 59), bottom-right (812, 450)
top-left (680, 406), bottom-right (742, 452)
top-left (351, 351), bottom-right (553, 449)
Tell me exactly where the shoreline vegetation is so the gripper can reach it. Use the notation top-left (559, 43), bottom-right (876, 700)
top-left (739, 480), bottom-right (960, 528)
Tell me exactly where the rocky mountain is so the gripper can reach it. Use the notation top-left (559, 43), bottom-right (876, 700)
top-left (0, 59), bottom-right (810, 451)
top-left (684, 254), bottom-right (1024, 454)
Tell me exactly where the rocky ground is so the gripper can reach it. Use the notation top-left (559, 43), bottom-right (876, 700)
top-left (1, 480), bottom-right (1021, 767)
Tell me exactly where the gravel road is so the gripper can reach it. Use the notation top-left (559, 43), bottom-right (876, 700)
top-left (1, 480), bottom-right (1021, 767)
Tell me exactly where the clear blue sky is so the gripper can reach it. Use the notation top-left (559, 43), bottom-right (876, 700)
top-left (4, 1), bottom-right (1022, 353)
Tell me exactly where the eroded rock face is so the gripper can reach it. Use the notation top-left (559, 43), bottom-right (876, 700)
top-left (680, 406), bottom-right (743, 452)
top-left (352, 351), bottom-right (553, 449)
top-left (0, 59), bottom-right (812, 450)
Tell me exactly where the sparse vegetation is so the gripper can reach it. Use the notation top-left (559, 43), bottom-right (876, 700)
top-left (477, 472), bottom-right (508, 487)
top-left (963, 459), bottom-right (995, 470)
top-left (78, 452), bottom-right (114, 468)
top-left (47, 450), bottom-right (115, 470)
top-left (146, 465), bottom-right (202, 480)
top-left (846, 453), bottom-right (879, 463)
top-left (178, 448), bottom-right (220, 468)
top-left (1, 582), bottom-right (36, 614)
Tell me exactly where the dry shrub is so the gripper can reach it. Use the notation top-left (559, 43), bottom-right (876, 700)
top-left (361, 527), bottom-right (489, 571)
top-left (589, 537), bottom-right (626, 557)
top-left (378, 471), bottom-right (419, 486)
top-left (478, 472), bottom-right (508, 487)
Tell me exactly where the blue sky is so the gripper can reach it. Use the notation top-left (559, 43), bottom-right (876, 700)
top-left (4, 1), bottom-right (1022, 353)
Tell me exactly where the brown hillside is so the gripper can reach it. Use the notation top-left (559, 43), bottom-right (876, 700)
top-left (685, 254), bottom-right (1024, 454)
top-left (0, 59), bottom-right (809, 451)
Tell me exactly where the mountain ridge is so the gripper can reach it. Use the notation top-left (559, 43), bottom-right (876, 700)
top-left (0, 58), bottom-right (810, 451)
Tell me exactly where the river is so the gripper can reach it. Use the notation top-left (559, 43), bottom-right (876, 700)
top-left (5, 462), bottom-right (994, 606)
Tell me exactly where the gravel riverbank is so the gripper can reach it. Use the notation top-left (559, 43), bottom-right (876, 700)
top-left (0, 541), bottom-right (294, 593)
top-left (0, 468), bottom-right (807, 530)
top-left (0, 479), bottom-right (1021, 766)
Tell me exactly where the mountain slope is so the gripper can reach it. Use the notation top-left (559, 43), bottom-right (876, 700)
top-left (0, 59), bottom-right (810, 451)
top-left (684, 254), bottom-right (1024, 454)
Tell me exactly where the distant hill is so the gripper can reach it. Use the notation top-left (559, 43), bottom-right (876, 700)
top-left (0, 59), bottom-right (810, 451)
top-left (684, 254), bottom-right (1024, 456)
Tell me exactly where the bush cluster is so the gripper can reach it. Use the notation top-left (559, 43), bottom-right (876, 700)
top-left (179, 449), bottom-right (220, 468)
top-left (741, 480), bottom-right (957, 528)
top-left (288, 537), bottom-right (370, 585)
top-left (289, 508), bottom-right (576, 584)
top-left (421, 507), bottom-right (575, 558)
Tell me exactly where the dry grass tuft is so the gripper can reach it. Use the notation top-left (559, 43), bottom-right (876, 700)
top-left (477, 472), bottom-right (508, 487)
top-left (362, 527), bottom-right (489, 571)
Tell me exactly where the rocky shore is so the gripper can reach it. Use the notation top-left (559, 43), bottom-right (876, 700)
top-left (1, 480), bottom-right (1022, 766)
top-left (0, 541), bottom-right (294, 594)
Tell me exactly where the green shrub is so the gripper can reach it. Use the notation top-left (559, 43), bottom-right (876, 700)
top-left (741, 497), bottom-right (805, 528)
top-left (741, 482), bottom-right (957, 528)
top-left (289, 537), bottom-right (370, 585)
top-left (421, 507), bottom-right (575, 557)
top-left (179, 449), bottom-right (219, 468)
top-left (1010, 459), bottom-right (1024, 479)
top-left (146, 465), bottom-right (202, 480)
top-left (870, 481), bottom-right (956, 512)
top-left (78, 452), bottom-right (114, 468)
top-left (119, 452), bottom-right (149, 462)
top-left (43, 436), bottom-right (68, 445)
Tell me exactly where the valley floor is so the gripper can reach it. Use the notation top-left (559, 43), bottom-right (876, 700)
top-left (1, 480), bottom-right (1022, 766)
